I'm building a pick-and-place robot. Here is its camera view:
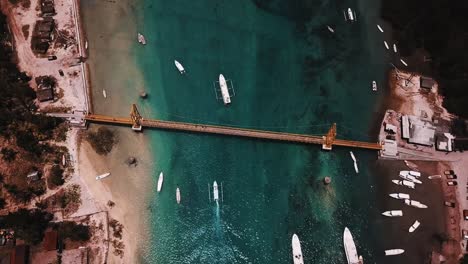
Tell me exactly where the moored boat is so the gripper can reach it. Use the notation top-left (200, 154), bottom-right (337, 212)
top-left (350, 151), bottom-right (359, 173)
top-left (385, 249), bottom-right (404, 256)
top-left (343, 227), bottom-right (363, 264)
top-left (96, 172), bottom-right (110, 180)
top-left (137, 33), bottom-right (146, 45)
top-left (409, 220), bottom-right (420, 232)
top-left (377, 24), bottom-right (384, 32)
top-left (292, 234), bottom-right (304, 264)
top-left (176, 187), bottom-right (181, 204)
top-left (174, 60), bottom-right (185, 74)
top-left (157, 172), bottom-right (164, 192)
top-left (393, 43), bottom-right (398, 53)
top-left (213, 181), bottom-right (219, 202)
top-left (382, 210), bottom-right (403, 217)
top-left (400, 59), bottom-right (408, 66)
top-left (404, 199), bottom-right (428, 209)
top-left (399, 174), bottom-right (422, 184)
top-left (389, 193), bottom-right (410, 200)
top-left (372, 81), bottom-right (377, 91)
top-left (392, 179), bottom-right (415, 189)
top-left (102, 89), bottom-right (107, 98)
top-left (344, 8), bottom-right (356, 22)
top-left (219, 74), bottom-right (231, 105)
top-left (428, 175), bottom-right (441, 179)
top-left (327, 25), bottom-right (335, 33)
top-left (384, 41), bottom-right (390, 50)
top-left (400, 170), bottom-right (421, 178)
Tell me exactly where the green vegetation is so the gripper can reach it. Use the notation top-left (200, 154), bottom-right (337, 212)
top-left (1, 148), bottom-right (17, 162)
top-left (0, 209), bottom-right (53, 245)
top-left (49, 165), bottom-right (65, 187)
top-left (86, 127), bottom-right (117, 155)
top-left (57, 221), bottom-right (90, 241)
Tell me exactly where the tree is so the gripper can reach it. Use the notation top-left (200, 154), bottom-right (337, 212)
top-left (0, 209), bottom-right (52, 245)
top-left (86, 127), bottom-right (117, 155)
top-left (0, 198), bottom-right (6, 209)
top-left (1, 147), bottom-right (17, 162)
top-left (49, 165), bottom-right (64, 187)
top-left (58, 221), bottom-right (90, 241)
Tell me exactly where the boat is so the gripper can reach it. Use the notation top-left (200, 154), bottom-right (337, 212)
top-left (291, 234), bottom-right (304, 264)
top-left (95, 172), bottom-right (110, 180)
top-left (343, 227), bottom-right (363, 264)
top-left (384, 41), bottom-right (390, 50)
top-left (400, 59), bottom-right (408, 66)
top-left (62, 154), bottom-right (66, 166)
top-left (372, 81), bottom-right (377, 91)
top-left (392, 179), bottom-right (415, 189)
top-left (350, 151), bottom-right (356, 162)
top-left (377, 24), bottom-right (384, 32)
top-left (399, 174), bottom-right (422, 184)
top-left (428, 175), bottom-right (442, 179)
top-left (389, 193), bottom-right (410, 200)
top-left (404, 199), bottom-right (428, 209)
top-left (382, 210), bottom-right (403, 217)
top-left (385, 249), bottom-right (404, 256)
top-left (404, 160), bottom-right (419, 170)
top-left (344, 8), bottom-right (357, 22)
top-left (85, 41), bottom-right (88, 50)
top-left (102, 89), bottom-right (107, 98)
top-left (137, 33), bottom-right (146, 45)
top-left (176, 187), bottom-right (181, 204)
top-left (409, 220), bottom-right (420, 232)
top-left (213, 181), bottom-right (219, 202)
top-left (350, 152), bottom-right (359, 173)
top-left (174, 60), bottom-right (185, 74)
top-left (400, 170), bottom-right (421, 178)
top-left (393, 43), bottom-right (398, 53)
top-left (327, 25), bottom-right (335, 33)
top-left (218, 74), bottom-right (231, 105)
top-left (157, 172), bottom-right (164, 192)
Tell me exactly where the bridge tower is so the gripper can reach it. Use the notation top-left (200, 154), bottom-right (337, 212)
top-left (322, 123), bottom-right (336, 150)
top-left (130, 104), bottom-right (143, 131)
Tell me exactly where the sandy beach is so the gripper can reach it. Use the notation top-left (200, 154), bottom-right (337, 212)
top-left (1, 0), bottom-right (154, 262)
top-left (379, 68), bottom-right (468, 262)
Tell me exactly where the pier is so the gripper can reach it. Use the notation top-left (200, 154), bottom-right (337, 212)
top-left (83, 105), bottom-right (382, 151)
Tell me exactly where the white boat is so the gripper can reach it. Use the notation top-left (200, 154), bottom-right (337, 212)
top-left (137, 33), bottom-right (146, 45)
top-left (389, 193), bottom-right (410, 200)
top-left (176, 187), bottom-right (181, 204)
top-left (384, 41), bottom-right (389, 50)
top-left (377, 24), bottom-right (384, 32)
top-left (409, 220), bottom-right (420, 232)
top-left (372, 81), bottom-right (377, 91)
top-left (62, 154), bottom-right (66, 166)
top-left (404, 160), bottom-right (418, 170)
top-left (291, 234), bottom-right (304, 264)
top-left (95, 172), bottom-right (110, 180)
top-left (392, 179), bottom-right (415, 189)
top-left (350, 151), bottom-right (356, 162)
top-left (399, 174), bottom-right (422, 184)
top-left (400, 59), bottom-right (408, 66)
top-left (349, 152), bottom-right (359, 173)
top-left (404, 199), bottom-right (428, 209)
top-left (428, 175), bottom-right (441, 179)
top-left (85, 41), bottom-right (88, 50)
top-left (174, 60), bottom-right (185, 74)
top-left (400, 170), bottom-right (421, 178)
top-left (343, 227), bottom-right (363, 264)
top-left (393, 43), bottom-right (398, 53)
top-left (213, 181), bottom-right (219, 202)
top-left (344, 8), bottom-right (356, 22)
top-left (102, 89), bottom-right (107, 98)
top-left (385, 249), bottom-right (404, 256)
top-left (382, 210), bottom-right (403, 217)
top-left (327, 25), bottom-right (335, 33)
top-left (157, 172), bottom-right (164, 192)
top-left (218, 74), bottom-right (231, 105)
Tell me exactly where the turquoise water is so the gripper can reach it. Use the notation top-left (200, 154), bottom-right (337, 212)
top-left (133, 0), bottom-right (389, 263)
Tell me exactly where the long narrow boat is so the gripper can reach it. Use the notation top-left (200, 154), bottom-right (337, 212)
top-left (343, 227), bottom-right (364, 264)
top-left (392, 179), bottom-right (415, 189)
top-left (174, 60), bottom-right (185, 74)
top-left (377, 24), bottom-right (384, 32)
top-left (292, 234), bottom-right (304, 264)
top-left (384, 41), bottom-right (390, 50)
top-left (137, 33), bottom-right (146, 45)
top-left (399, 174), bottom-right (422, 184)
top-left (176, 187), bottom-right (181, 204)
top-left (393, 43), bottom-right (398, 53)
top-left (409, 220), bottom-right (420, 232)
top-left (400, 170), bottom-right (421, 178)
top-left (389, 193), bottom-right (410, 200)
top-left (157, 172), bottom-right (164, 192)
top-left (327, 25), bottom-right (335, 33)
top-left (404, 199), bottom-right (428, 209)
top-left (385, 249), bottom-right (404, 256)
top-left (350, 151), bottom-right (359, 173)
top-left (382, 210), bottom-right (403, 217)
top-left (102, 89), bottom-right (107, 98)
top-left (95, 172), bottom-right (110, 180)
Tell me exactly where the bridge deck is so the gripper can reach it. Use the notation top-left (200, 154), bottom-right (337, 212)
top-left (85, 114), bottom-right (382, 150)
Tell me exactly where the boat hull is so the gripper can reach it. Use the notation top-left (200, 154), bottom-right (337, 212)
top-left (219, 74), bottom-right (231, 105)
top-left (343, 228), bottom-right (361, 264)
top-left (385, 249), bottom-right (404, 256)
top-left (292, 234), bottom-right (304, 264)
top-left (157, 172), bottom-right (164, 192)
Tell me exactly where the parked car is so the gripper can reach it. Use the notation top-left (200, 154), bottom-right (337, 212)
top-left (446, 174), bottom-right (458, 179)
top-left (447, 181), bottom-right (458, 186)
top-left (48, 55), bottom-right (57, 61)
top-left (444, 170), bottom-right (455, 175)
top-left (445, 201), bottom-right (456, 208)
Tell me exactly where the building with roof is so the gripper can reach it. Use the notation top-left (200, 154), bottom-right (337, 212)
top-left (420, 76), bottom-right (435, 91)
top-left (401, 115), bottom-right (436, 146)
top-left (436, 133), bottom-right (455, 152)
top-left (381, 139), bottom-right (398, 157)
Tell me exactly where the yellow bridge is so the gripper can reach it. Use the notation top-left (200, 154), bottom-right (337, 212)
top-left (84, 104), bottom-right (382, 151)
